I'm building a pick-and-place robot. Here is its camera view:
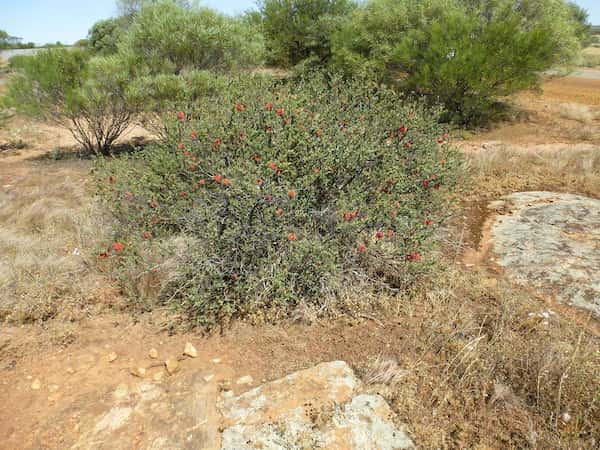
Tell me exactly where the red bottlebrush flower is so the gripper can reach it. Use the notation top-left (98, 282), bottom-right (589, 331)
top-left (221, 178), bottom-right (232, 187)
top-left (212, 174), bottom-right (223, 183)
top-left (386, 229), bottom-right (395, 238)
top-left (343, 212), bottom-right (353, 221)
top-left (357, 243), bottom-right (367, 253)
top-left (406, 252), bottom-right (421, 262)
top-left (191, 130), bottom-right (198, 139)
top-left (394, 202), bottom-right (401, 209)
top-left (434, 183), bottom-right (441, 190)
top-left (148, 200), bottom-right (158, 208)
top-left (257, 178), bottom-right (264, 186)
top-left (179, 191), bottom-right (188, 198)
top-left (235, 103), bottom-right (245, 112)
top-left (275, 208), bottom-right (284, 217)
top-left (212, 138), bottom-right (222, 148)
top-left (108, 176), bottom-right (116, 184)
top-left (99, 251), bottom-right (109, 259)
top-left (265, 194), bottom-right (274, 202)
top-left (177, 143), bottom-right (186, 150)
top-left (124, 191), bottom-right (134, 200)
top-left (176, 111), bottom-right (186, 121)
top-left (276, 107), bottom-right (285, 116)
top-left (287, 232), bottom-right (297, 242)
top-left (268, 161), bottom-right (279, 172)
top-left (375, 231), bottom-right (385, 239)
top-left (287, 189), bottom-right (297, 199)
top-left (421, 179), bottom-right (430, 188)
top-left (197, 179), bottom-right (206, 186)
top-left (437, 136), bottom-right (445, 144)
top-left (425, 219), bottom-right (433, 226)
top-left (265, 102), bottom-right (274, 111)
top-left (399, 125), bottom-right (408, 134)
top-left (112, 242), bottom-right (124, 252)
top-left (387, 178), bottom-right (398, 185)
top-left (142, 231), bottom-right (152, 240)
top-left (440, 159), bottom-right (446, 165)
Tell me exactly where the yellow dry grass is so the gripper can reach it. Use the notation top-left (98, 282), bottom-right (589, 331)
top-left (0, 159), bottom-right (115, 323)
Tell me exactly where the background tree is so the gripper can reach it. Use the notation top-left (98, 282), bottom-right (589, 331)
top-left (87, 17), bottom-right (128, 55)
top-left (332, 0), bottom-right (584, 124)
top-left (259, 0), bottom-right (355, 67)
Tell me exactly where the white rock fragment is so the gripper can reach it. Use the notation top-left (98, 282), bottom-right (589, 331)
top-left (183, 342), bottom-right (198, 358)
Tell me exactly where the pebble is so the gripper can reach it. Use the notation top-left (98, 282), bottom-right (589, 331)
top-left (183, 342), bottom-right (198, 358)
top-left (236, 376), bottom-right (253, 385)
top-left (113, 384), bottom-right (129, 399)
top-left (66, 367), bottom-right (75, 374)
top-left (165, 359), bottom-right (180, 375)
top-left (203, 374), bottom-right (214, 383)
top-left (31, 379), bottom-right (41, 390)
top-left (210, 358), bottom-right (222, 364)
top-left (130, 367), bottom-right (146, 378)
top-left (107, 352), bottom-right (118, 363)
top-left (148, 348), bottom-right (159, 359)
top-left (153, 371), bottom-right (165, 382)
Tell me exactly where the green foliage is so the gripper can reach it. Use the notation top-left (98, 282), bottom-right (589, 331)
top-left (332, 0), bottom-right (584, 124)
top-left (568, 2), bottom-right (593, 47)
top-left (5, 49), bottom-right (135, 155)
top-left (259, 0), bottom-right (355, 67)
top-left (95, 73), bottom-right (462, 327)
top-left (118, 1), bottom-right (264, 76)
top-left (88, 17), bottom-right (128, 55)
top-left (0, 29), bottom-right (35, 50)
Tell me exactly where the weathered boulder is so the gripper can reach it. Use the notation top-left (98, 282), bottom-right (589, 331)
top-left (490, 192), bottom-right (600, 315)
top-left (219, 361), bottom-right (414, 450)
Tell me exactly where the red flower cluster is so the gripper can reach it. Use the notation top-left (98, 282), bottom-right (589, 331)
top-left (275, 208), bottom-right (284, 217)
top-left (343, 211), bottom-right (358, 221)
top-left (287, 232), bottom-right (297, 242)
top-left (112, 242), bottom-right (124, 252)
top-left (142, 231), bottom-right (152, 240)
top-left (287, 189), bottom-right (297, 199)
top-left (276, 107), bottom-right (285, 117)
top-left (399, 125), bottom-right (408, 134)
top-left (177, 143), bottom-right (185, 150)
top-left (375, 231), bottom-right (385, 239)
top-left (191, 130), bottom-right (198, 139)
top-left (265, 102), bottom-right (274, 111)
top-left (424, 219), bottom-right (433, 226)
top-left (176, 111), bottom-right (186, 121)
top-left (357, 243), bottom-right (367, 253)
top-left (235, 103), bottom-right (245, 112)
top-left (213, 138), bottom-right (222, 148)
top-left (179, 191), bottom-right (188, 198)
top-left (406, 252), bottom-right (421, 262)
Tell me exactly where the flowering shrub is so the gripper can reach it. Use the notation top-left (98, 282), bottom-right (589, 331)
top-left (96, 73), bottom-right (461, 327)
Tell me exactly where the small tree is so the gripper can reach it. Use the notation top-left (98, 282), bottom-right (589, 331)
top-left (6, 49), bottom-right (135, 155)
top-left (259, 0), bottom-right (355, 67)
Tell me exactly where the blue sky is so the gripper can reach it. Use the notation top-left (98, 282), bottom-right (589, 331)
top-left (1, 0), bottom-right (599, 45)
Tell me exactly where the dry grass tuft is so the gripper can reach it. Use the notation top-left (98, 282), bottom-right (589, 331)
top-left (466, 144), bottom-right (600, 199)
top-left (363, 267), bottom-right (600, 449)
top-left (558, 102), bottom-right (597, 123)
top-left (0, 160), bottom-right (115, 323)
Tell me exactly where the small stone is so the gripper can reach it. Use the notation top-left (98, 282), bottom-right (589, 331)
top-left (113, 384), bottom-right (129, 399)
top-left (31, 379), bottom-right (41, 390)
top-left (236, 375), bottom-right (253, 385)
top-left (107, 352), bottom-right (118, 363)
top-left (211, 358), bottom-right (222, 364)
top-left (66, 367), bottom-right (75, 374)
top-left (148, 348), bottom-right (159, 359)
top-left (165, 359), bottom-right (180, 375)
top-left (48, 384), bottom-right (59, 393)
top-left (153, 371), bottom-right (165, 382)
top-left (221, 390), bottom-right (234, 399)
top-left (183, 342), bottom-right (198, 358)
top-left (203, 374), bottom-right (214, 383)
top-left (130, 367), bottom-right (146, 378)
